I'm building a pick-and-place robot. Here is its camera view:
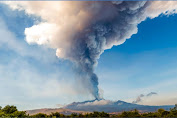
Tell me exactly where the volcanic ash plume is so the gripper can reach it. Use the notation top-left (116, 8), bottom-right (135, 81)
top-left (3, 1), bottom-right (177, 99)
top-left (132, 92), bottom-right (158, 104)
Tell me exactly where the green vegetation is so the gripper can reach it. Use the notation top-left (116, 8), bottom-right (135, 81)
top-left (0, 105), bottom-right (27, 117)
top-left (0, 104), bottom-right (177, 117)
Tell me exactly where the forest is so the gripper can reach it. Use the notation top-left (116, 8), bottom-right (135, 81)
top-left (0, 105), bottom-right (177, 117)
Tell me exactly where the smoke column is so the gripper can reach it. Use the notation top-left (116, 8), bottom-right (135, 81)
top-left (3, 1), bottom-right (177, 99)
top-left (132, 92), bottom-right (157, 104)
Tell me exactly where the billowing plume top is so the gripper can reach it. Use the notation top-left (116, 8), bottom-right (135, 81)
top-left (2, 1), bottom-right (177, 99)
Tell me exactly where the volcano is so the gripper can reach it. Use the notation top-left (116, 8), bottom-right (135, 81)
top-left (26, 99), bottom-right (175, 115)
top-left (63, 99), bottom-right (174, 113)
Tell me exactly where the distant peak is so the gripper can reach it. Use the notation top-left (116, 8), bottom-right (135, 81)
top-left (94, 98), bottom-right (105, 101)
top-left (116, 100), bottom-right (126, 103)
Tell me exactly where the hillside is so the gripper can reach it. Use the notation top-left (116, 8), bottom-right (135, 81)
top-left (26, 108), bottom-right (90, 115)
top-left (64, 99), bottom-right (174, 113)
top-left (26, 100), bottom-right (174, 115)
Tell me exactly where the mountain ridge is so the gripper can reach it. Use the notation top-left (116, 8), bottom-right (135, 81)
top-left (64, 99), bottom-right (174, 113)
top-left (26, 100), bottom-right (174, 115)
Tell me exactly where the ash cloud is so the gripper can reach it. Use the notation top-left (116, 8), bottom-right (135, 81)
top-left (2, 1), bottom-right (177, 99)
top-left (132, 94), bottom-right (145, 104)
top-left (132, 92), bottom-right (158, 104)
top-left (147, 92), bottom-right (158, 97)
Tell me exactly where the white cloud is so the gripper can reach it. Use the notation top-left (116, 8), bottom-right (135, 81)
top-left (147, 1), bottom-right (177, 18)
top-left (77, 100), bottom-right (113, 107)
top-left (0, 16), bottom-right (90, 110)
top-left (0, 16), bottom-right (58, 64)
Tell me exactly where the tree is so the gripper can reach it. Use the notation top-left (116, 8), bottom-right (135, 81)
top-left (2, 105), bottom-right (17, 114)
top-left (78, 113), bottom-right (84, 117)
top-left (175, 104), bottom-right (177, 110)
top-left (31, 113), bottom-right (48, 118)
top-left (49, 112), bottom-right (65, 117)
top-left (70, 113), bottom-right (78, 117)
top-left (119, 111), bottom-right (129, 117)
top-left (158, 108), bottom-right (165, 113)
top-left (158, 108), bottom-right (165, 117)
top-left (10, 111), bottom-right (27, 117)
top-left (119, 109), bottom-right (140, 117)
top-left (0, 110), bottom-right (6, 117)
top-left (161, 111), bottom-right (170, 117)
top-left (169, 105), bottom-right (177, 117)
top-left (99, 111), bottom-right (110, 117)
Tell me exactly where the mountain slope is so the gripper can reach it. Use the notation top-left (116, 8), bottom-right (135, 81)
top-left (63, 99), bottom-right (174, 113)
top-left (26, 108), bottom-right (90, 115)
top-left (26, 100), bottom-right (174, 115)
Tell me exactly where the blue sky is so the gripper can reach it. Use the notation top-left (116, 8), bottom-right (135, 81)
top-left (0, 3), bottom-right (177, 110)
top-left (97, 15), bottom-right (177, 103)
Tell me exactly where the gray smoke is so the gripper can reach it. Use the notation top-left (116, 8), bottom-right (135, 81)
top-left (3, 1), bottom-right (177, 99)
top-left (132, 94), bottom-right (145, 104)
top-left (147, 92), bottom-right (158, 97)
top-left (64, 1), bottom-right (150, 99)
top-left (133, 92), bottom-right (158, 104)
